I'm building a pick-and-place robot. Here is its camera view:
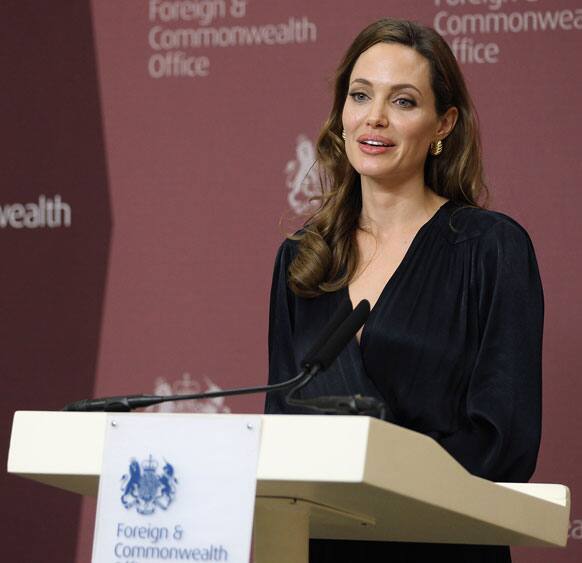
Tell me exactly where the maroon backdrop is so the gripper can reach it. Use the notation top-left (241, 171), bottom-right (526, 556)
top-left (2, 1), bottom-right (581, 561)
top-left (1, 1), bottom-right (110, 561)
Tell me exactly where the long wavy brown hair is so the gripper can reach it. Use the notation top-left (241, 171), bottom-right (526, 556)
top-left (288, 18), bottom-right (487, 297)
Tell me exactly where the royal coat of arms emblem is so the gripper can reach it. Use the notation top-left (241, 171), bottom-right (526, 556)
top-left (120, 455), bottom-right (177, 515)
top-left (285, 135), bottom-right (320, 215)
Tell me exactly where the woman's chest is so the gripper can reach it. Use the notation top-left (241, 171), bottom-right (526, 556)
top-left (348, 237), bottom-right (415, 344)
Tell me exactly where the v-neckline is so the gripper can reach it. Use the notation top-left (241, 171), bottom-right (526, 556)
top-left (346, 200), bottom-right (452, 348)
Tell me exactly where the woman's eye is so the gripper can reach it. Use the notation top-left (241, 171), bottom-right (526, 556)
top-left (395, 98), bottom-right (415, 107)
top-left (348, 92), bottom-right (369, 102)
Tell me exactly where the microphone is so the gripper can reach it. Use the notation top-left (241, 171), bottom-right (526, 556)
top-left (301, 296), bottom-right (353, 369)
top-left (291, 395), bottom-right (386, 418)
top-left (306, 299), bottom-right (370, 370)
top-left (62, 299), bottom-right (385, 418)
top-left (285, 299), bottom-right (385, 419)
top-left (63, 298), bottom-right (356, 412)
top-left (63, 395), bottom-right (166, 412)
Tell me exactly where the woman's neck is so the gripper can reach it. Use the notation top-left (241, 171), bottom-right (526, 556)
top-left (359, 175), bottom-right (447, 239)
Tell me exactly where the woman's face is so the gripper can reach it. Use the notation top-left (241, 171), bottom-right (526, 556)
top-left (342, 42), bottom-right (456, 186)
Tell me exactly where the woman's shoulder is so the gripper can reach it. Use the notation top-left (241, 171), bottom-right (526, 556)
top-left (273, 233), bottom-right (302, 265)
top-left (441, 202), bottom-right (533, 246)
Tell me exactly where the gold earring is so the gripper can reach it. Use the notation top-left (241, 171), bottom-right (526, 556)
top-left (430, 139), bottom-right (443, 156)
top-left (342, 130), bottom-right (347, 141)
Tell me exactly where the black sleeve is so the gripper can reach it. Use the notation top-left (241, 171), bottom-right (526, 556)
top-left (264, 240), bottom-right (299, 414)
top-left (437, 220), bottom-right (543, 482)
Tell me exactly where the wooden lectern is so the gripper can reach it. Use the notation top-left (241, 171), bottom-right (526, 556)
top-left (7, 411), bottom-right (570, 562)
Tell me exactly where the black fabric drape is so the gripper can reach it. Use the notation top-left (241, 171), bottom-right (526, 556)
top-left (265, 201), bottom-right (543, 562)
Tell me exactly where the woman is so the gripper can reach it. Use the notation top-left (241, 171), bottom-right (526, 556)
top-left (265, 18), bottom-right (543, 563)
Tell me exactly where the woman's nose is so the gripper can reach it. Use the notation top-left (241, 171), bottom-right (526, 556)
top-left (366, 102), bottom-right (388, 128)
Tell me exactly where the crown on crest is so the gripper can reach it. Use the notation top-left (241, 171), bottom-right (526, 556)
top-left (142, 454), bottom-right (158, 472)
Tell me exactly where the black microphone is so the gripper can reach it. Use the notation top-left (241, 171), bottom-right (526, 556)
top-left (63, 295), bottom-right (357, 412)
top-left (62, 377), bottom-right (309, 412)
top-left (293, 394), bottom-right (386, 418)
top-left (285, 299), bottom-right (386, 419)
top-left (305, 299), bottom-right (370, 370)
top-left (285, 299), bottom-right (385, 419)
top-left (301, 296), bottom-right (353, 369)
top-left (63, 395), bottom-right (165, 412)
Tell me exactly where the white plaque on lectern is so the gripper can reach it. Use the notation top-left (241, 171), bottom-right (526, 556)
top-left (91, 414), bottom-right (261, 563)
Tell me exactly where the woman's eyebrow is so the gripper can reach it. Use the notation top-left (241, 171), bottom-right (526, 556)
top-left (349, 78), bottom-right (422, 96)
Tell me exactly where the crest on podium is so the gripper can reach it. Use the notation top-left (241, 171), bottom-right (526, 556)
top-left (120, 455), bottom-right (177, 515)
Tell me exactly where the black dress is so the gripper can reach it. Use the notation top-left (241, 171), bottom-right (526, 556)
top-left (265, 201), bottom-right (543, 563)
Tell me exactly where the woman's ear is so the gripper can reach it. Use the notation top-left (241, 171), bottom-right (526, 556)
top-left (436, 106), bottom-right (459, 140)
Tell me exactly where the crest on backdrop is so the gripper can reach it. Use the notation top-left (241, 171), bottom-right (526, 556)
top-left (285, 135), bottom-right (320, 215)
top-left (149, 372), bottom-right (232, 414)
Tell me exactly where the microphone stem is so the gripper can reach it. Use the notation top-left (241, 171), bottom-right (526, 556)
top-left (285, 366), bottom-right (319, 407)
top-left (62, 365), bottom-right (320, 412)
top-left (157, 367), bottom-right (315, 403)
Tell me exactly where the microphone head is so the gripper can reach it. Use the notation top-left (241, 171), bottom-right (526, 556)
top-left (309, 299), bottom-right (370, 370)
top-left (300, 296), bottom-right (353, 368)
top-left (353, 298), bottom-right (371, 318)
